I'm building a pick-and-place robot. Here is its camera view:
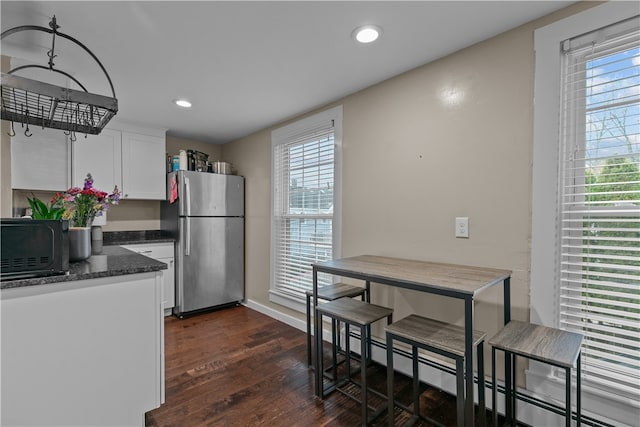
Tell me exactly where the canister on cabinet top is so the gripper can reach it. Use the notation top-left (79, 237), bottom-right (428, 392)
top-left (178, 150), bottom-right (187, 170)
top-left (172, 155), bottom-right (180, 171)
top-left (187, 150), bottom-right (196, 171)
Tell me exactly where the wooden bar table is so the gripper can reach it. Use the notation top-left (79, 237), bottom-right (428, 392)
top-left (312, 255), bottom-right (512, 427)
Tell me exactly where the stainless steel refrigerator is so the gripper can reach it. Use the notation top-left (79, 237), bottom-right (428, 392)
top-left (161, 170), bottom-right (244, 317)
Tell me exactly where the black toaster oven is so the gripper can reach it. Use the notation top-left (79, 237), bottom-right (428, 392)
top-left (1, 219), bottom-right (69, 280)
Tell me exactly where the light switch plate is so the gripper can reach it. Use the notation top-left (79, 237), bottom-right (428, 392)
top-left (455, 217), bottom-right (469, 238)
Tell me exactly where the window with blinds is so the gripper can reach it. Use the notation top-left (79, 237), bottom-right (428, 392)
top-left (271, 107), bottom-right (341, 303)
top-left (558, 19), bottom-right (639, 397)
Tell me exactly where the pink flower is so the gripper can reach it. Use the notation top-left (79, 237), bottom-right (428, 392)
top-left (54, 173), bottom-right (119, 227)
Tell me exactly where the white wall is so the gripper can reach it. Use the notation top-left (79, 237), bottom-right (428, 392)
top-left (221, 1), bottom-right (601, 382)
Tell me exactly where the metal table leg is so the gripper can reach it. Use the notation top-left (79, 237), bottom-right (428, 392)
top-left (503, 277), bottom-right (512, 422)
top-left (565, 365), bottom-right (571, 427)
top-left (306, 293), bottom-right (312, 366)
top-left (492, 347), bottom-right (497, 427)
top-left (577, 353), bottom-right (582, 427)
top-left (457, 356), bottom-right (465, 427)
top-left (512, 355), bottom-right (517, 424)
top-left (387, 333), bottom-right (394, 427)
top-left (464, 296), bottom-right (475, 427)
top-left (478, 341), bottom-right (486, 427)
top-left (365, 280), bottom-right (372, 362)
top-left (313, 268), bottom-right (321, 397)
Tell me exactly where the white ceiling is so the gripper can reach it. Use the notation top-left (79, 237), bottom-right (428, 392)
top-left (2, 1), bottom-right (574, 144)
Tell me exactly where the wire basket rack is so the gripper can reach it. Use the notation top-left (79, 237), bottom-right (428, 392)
top-left (1, 15), bottom-right (118, 138)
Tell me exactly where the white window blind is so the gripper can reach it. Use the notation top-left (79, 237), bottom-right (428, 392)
top-left (271, 112), bottom-right (339, 302)
top-left (558, 18), bottom-right (640, 397)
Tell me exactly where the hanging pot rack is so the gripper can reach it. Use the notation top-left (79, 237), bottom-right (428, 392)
top-left (1, 15), bottom-right (118, 138)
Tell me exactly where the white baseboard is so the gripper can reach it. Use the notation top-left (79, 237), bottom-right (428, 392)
top-left (525, 367), bottom-right (636, 427)
top-left (243, 298), bottom-right (306, 332)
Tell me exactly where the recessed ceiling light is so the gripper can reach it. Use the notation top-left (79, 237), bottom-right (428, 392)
top-left (352, 25), bottom-right (382, 44)
top-left (174, 99), bottom-right (192, 108)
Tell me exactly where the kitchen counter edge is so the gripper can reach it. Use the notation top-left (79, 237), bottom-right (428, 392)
top-left (103, 230), bottom-right (175, 246)
top-left (0, 246), bottom-right (167, 290)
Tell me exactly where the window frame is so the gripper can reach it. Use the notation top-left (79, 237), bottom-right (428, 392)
top-left (559, 30), bottom-right (640, 394)
top-left (531, 3), bottom-right (639, 425)
top-left (269, 106), bottom-right (343, 313)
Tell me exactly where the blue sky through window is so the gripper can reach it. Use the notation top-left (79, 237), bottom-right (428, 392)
top-left (585, 47), bottom-right (640, 168)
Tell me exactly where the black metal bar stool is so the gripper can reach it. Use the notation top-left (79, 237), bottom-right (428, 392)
top-left (306, 282), bottom-right (368, 366)
top-left (489, 321), bottom-right (583, 427)
top-left (316, 297), bottom-right (393, 426)
top-left (385, 315), bottom-right (487, 427)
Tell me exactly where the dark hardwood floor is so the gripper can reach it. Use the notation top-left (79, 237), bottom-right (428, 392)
top-left (146, 305), bottom-right (493, 426)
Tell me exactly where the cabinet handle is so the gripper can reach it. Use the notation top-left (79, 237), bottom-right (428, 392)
top-left (140, 250), bottom-right (153, 254)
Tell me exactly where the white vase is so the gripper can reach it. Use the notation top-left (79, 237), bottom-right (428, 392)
top-left (91, 225), bottom-right (103, 254)
top-left (69, 227), bottom-right (92, 261)
top-left (92, 212), bottom-right (107, 226)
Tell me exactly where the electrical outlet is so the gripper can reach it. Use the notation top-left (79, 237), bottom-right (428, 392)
top-left (455, 217), bottom-right (469, 238)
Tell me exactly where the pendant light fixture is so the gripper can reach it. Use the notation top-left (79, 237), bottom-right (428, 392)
top-left (0, 16), bottom-right (118, 140)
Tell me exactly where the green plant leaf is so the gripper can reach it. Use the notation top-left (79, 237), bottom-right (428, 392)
top-left (27, 195), bottom-right (66, 220)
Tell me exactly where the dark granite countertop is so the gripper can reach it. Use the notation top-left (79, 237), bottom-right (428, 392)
top-left (103, 230), bottom-right (175, 245)
top-left (0, 246), bottom-right (167, 290)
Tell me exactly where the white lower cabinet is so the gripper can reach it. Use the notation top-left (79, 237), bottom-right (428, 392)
top-left (121, 242), bottom-right (175, 315)
top-left (1, 272), bottom-right (164, 426)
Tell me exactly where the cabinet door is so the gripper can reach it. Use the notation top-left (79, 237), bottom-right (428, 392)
top-left (11, 127), bottom-right (70, 191)
top-left (120, 243), bottom-right (175, 314)
top-left (1, 273), bottom-right (163, 425)
top-left (121, 132), bottom-right (166, 200)
top-left (159, 257), bottom-right (175, 312)
top-left (72, 129), bottom-right (122, 193)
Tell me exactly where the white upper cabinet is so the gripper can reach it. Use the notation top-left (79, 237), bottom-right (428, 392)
top-left (121, 132), bottom-right (166, 200)
top-left (11, 126), bottom-right (71, 191)
top-left (72, 129), bottom-right (122, 193)
top-left (72, 125), bottom-right (166, 200)
top-left (11, 124), bottom-right (166, 200)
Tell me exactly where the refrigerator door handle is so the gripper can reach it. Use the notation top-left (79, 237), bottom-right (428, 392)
top-left (185, 217), bottom-right (191, 256)
top-left (184, 176), bottom-right (192, 216)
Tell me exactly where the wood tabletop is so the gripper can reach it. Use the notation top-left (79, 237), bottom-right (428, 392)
top-left (313, 255), bottom-right (511, 296)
